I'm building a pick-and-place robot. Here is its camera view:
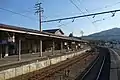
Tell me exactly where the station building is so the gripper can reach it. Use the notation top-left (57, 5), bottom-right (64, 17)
top-left (0, 24), bottom-right (88, 60)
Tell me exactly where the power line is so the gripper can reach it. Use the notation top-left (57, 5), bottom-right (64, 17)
top-left (70, 0), bottom-right (97, 27)
top-left (76, 1), bottom-right (98, 27)
top-left (77, 0), bottom-right (83, 5)
top-left (73, 1), bottom-right (120, 14)
top-left (92, 16), bottom-right (112, 23)
top-left (87, 1), bottom-right (120, 12)
top-left (85, 7), bottom-right (116, 23)
top-left (42, 9), bottom-right (120, 23)
top-left (69, 0), bottom-right (83, 14)
top-left (70, 0), bottom-right (97, 36)
top-left (91, 2), bottom-right (120, 11)
top-left (43, 15), bottom-right (73, 28)
top-left (0, 7), bottom-right (37, 21)
top-left (57, 21), bottom-right (73, 28)
top-left (77, 0), bottom-right (84, 4)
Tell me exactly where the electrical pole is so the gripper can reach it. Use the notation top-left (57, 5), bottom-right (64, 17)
top-left (35, 2), bottom-right (44, 57)
top-left (80, 30), bottom-right (84, 37)
top-left (35, 2), bottom-right (44, 31)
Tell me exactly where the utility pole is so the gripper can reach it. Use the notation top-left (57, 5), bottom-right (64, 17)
top-left (35, 2), bottom-right (44, 57)
top-left (35, 2), bottom-right (44, 31)
top-left (80, 30), bottom-right (84, 37)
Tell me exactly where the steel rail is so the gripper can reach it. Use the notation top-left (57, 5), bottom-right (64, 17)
top-left (80, 55), bottom-right (106, 80)
top-left (38, 54), bottom-right (89, 79)
top-left (80, 55), bottom-right (100, 80)
top-left (96, 56), bottom-right (105, 80)
top-left (29, 53), bottom-right (91, 80)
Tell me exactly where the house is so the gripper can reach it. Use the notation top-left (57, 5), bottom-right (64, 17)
top-left (43, 29), bottom-right (64, 36)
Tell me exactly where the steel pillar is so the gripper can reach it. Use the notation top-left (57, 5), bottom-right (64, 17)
top-left (18, 39), bottom-right (21, 61)
top-left (52, 40), bottom-right (55, 55)
top-left (5, 45), bottom-right (8, 57)
top-left (39, 40), bottom-right (42, 57)
top-left (0, 45), bottom-right (2, 59)
top-left (60, 41), bottom-right (63, 53)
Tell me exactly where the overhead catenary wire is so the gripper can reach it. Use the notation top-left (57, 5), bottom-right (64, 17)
top-left (42, 9), bottom-right (120, 23)
top-left (81, 0), bottom-right (119, 23)
top-left (43, 15), bottom-right (73, 28)
top-left (69, 0), bottom-right (83, 14)
top-left (91, 1), bottom-right (120, 12)
top-left (75, 0), bottom-right (97, 23)
top-left (68, 0), bottom-right (120, 17)
top-left (76, 1), bottom-right (120, 13)
top-left (0, 3), bottom-right (119, 25)
top-left (71, 0), bottom-right (96, 36)
top-left (75, 0), bottom-right (98, 34)
top-left (71, 0), bottom-right (97, 27)
top-left (0, 7), bottom-right (37, 21)
top-left (85, 8), bottom-right (115, 23)
top-left (57, 21), bottom-right (74, 27)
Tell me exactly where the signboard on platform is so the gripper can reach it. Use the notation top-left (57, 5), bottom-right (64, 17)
top-left (8, 36), bottom-right (15, 42)
top-left (0, 40), bottom-right (7, 44)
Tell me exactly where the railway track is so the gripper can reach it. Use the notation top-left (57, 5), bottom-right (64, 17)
top-left (96, 56), bottom-right (105, 80)
top-left (28, 52), bottom-right (94, 80)
top-left (76, 47), bottom-right (110, 80)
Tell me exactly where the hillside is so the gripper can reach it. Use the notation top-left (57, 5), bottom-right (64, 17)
top-left (83, 28), bottom-right (120, 40)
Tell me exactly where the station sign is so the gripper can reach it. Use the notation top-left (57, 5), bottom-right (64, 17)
top-left (0, 40), bottom-right (7, 44)
top-left (72, 42), bottom-right (75, 44)
top-left (8, 36), bottom-right (15, 42)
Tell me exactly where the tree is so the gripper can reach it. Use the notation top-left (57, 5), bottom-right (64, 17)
top-left (69, 32), bottom-right (73, 37)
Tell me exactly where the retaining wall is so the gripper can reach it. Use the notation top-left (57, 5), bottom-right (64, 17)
top-left (0, 49), bottom-right (90, 80)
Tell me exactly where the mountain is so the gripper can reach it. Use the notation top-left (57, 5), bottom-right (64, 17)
top-left (83, 28), bottom-right (120, 41)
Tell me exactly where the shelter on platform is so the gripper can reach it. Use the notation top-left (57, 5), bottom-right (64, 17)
top-left (0, 23), bottom-right (88, 60)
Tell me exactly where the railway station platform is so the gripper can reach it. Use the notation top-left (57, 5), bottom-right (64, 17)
top-left (0, 49), bottom-right (68, 68)
top-left (0, 48), bottom-right (90, 80)
top-left (110, 49), bottom-right (120, 80)
top-left (0, 23), bottom-right (90, 80)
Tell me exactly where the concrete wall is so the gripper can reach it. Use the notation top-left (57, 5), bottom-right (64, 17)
top-left (0, 49), bottom-right (90, 80)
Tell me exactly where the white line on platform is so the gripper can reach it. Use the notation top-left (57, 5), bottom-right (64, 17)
top-left (110, 49), bottom-right (119, 80)
top-left (111, 49), bottom-right (120, 61)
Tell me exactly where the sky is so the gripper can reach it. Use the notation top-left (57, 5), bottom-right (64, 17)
top-left (0, 0), bottom-right (120, 36)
